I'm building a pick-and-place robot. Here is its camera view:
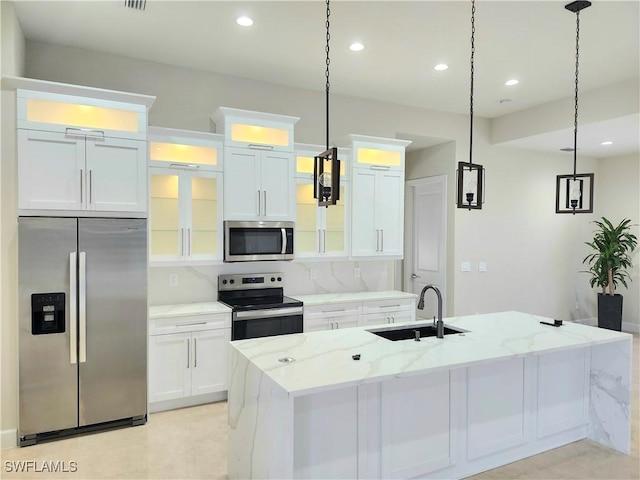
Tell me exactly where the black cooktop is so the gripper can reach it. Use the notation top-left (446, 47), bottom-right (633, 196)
top-left (218, 294), bottom-right (302, 311)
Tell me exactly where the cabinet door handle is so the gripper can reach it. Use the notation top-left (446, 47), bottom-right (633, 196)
top-left (263, 191), bottom-right (267, 216)
top-left (187, 228), bottom-right (191, 256)
top-left (89, 170), bottom-right (93, 205)
top-left (169, 163), bottom-right (200, 170)
top-left (323, 309), bottom-right (345, 313)
top-left (329, 322), bottom-right (334, 330)
top-left (80, 169), bottom-right (84, 205)
top-left (248, 144), bottom-right (274, 150)
top-left (186, 338), bottom-right (190, 368)
top-left (380, 230), bottom-right (384, 252)
top-left (375, 230), bottom-right (380, 252)
top-left (257, 190), bottom-right (261, 216)
top-left (370, 165), bottom-right (390, 171)
top-left (179, 228), bottom-right (184, 256)
top-left (194, 338), bottom-right (197, 368)
top-left (65, 127), bottom-right (105, 138)
top-left (318, 230), bottom-right (321, 253)
top-left (323, 230), bottom-right (326, 253)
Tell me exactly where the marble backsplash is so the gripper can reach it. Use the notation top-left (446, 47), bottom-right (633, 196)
top-left (149, 260), bottom-right (397, 306)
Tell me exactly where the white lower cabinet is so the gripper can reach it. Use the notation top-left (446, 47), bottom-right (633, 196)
top-left (304, 303), bottom-right (360, 332)
top-left (361, 299), bottom-right (416, 327)
top-left (381, 371), bottom-right (453, 478)
top-left (149, 313), bottom-right (230, 409)
top-left (304, 298), bottom-right (416, 332)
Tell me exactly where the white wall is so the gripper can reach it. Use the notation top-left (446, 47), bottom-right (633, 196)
top-left (0, 0), bottom-right (25, 447)
top-left (593, 153), bottom-right (640, 331)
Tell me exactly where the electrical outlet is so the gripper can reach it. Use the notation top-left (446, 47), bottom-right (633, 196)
top-left (169, 273), bottom-right (179, 287)
top-left (309, 268), bottom-right (317, 280)
top-left (478, 262), bottom-right (487, 272)
top-left (354, 267), bottom-right (361, 278)
top-left (461, 262), bottom-right (471, 272)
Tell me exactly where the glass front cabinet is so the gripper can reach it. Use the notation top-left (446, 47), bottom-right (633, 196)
top-left (294, 144), bottom-right (350, 259)
top-left (148, 127), bottom-right (223, 264)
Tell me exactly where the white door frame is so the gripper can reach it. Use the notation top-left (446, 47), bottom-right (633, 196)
top-left (404, 175), bottom-right (448, 319)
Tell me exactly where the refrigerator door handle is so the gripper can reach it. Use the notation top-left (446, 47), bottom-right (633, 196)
top-left (79, 251), bottom-right (87, 363)
top-left (69, 252), bottom-right (78, 365)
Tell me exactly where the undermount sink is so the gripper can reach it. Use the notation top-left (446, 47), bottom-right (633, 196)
top-left (367, 323), bottom-right (467, 341)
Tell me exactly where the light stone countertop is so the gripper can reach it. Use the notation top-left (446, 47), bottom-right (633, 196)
top-left (291, 290), bottom-right (417, 306)
top-left (149, 302), bottom-right (231, 319)
top-left (229, 311), bottom-right (632, 397)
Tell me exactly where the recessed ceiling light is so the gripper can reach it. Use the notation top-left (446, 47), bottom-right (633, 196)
top-left (236, 16), bottom-right (253, 27)
top-left (600, 141), bottom-right (614, 146)
top-left (434, 64), bottom-right (449, 71)
top-left (505, 79), bottom-right (519, 86)
top-left (349, 42), bottom-right (364, 52)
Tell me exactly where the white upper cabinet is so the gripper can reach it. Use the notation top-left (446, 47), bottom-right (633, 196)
top-left (294, 143), bottom-right (350, 258)
top-left (212, 108), bottom-right (299, 222)
top-left (211, 107), bottom-right (298, 152)
top-left (148, 127), bottom-right (224, 264)
top-left (14, 81), bottom-right (155, 217)
top-left (337, 135), bottom-right (411, 259)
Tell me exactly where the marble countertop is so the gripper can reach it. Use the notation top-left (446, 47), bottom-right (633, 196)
top-left (149, 302), bottom-right (231, 319)
top-left (292, 290), bottom-right (417, 306)
top-left (229, 311), bottom-right (631, 396)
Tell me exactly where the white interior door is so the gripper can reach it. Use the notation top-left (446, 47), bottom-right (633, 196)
top-left (405, 175), bottom-right (447, 320)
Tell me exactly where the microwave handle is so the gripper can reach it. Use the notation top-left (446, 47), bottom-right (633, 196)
top-left (281, 228), bottom-right (287, 254)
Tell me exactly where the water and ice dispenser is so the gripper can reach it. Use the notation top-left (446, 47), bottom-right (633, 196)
top-left (31, 293), bottom-right (65, 334)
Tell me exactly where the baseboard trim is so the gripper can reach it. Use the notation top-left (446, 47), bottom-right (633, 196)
top-left (149, 391), bottom-right (227, 414)
top-left (1, 429), bottom-right (17, 449)
top-left (572, 317), bottom-right (638, 334)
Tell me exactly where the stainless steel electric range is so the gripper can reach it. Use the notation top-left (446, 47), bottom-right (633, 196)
top-left (217, 273), bottom-right (303, 341)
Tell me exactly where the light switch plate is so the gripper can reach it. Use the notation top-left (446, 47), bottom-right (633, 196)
top-left (309, 268), bottom-right (317, 280)
top-left (479, 262), bottom-right (487, 272)
top-left (169, 273), bottom-right (179, 287)
top-left (461, 262), bottom-right (471, 272)
top-left (354, 267), bottom-right (361, 278)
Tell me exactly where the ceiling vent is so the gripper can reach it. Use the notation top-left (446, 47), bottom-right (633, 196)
top-left (124, 0), bottom-right (146, 11)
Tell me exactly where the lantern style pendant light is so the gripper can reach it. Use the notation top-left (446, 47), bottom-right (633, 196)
top-left (555, 0), bottom-right (594, 214)
top-left (314, 0), bottom-right (341, 208)
top-left (457, 0), bottom-right (484, 210)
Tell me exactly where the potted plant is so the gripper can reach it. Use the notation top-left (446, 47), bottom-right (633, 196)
top-left (582, 217), bottom-right (637, 331)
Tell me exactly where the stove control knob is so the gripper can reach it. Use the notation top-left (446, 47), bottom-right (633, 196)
top-left (271, 277), bottom-right (276, 282)
top-left (222, 279), bottom-right (227, 285)
top-left (230, 279), bottom-right (235, 284)
top-left (277, 276), bottom-right (282, 282)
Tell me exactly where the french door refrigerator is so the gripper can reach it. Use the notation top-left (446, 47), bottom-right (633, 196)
top-left (18, 217), bottom-right (147, 446)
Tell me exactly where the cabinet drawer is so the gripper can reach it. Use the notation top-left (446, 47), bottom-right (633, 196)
top-left (361, 298), bottom-right (414, 315)
top-left (304, 302), bottom-right (360, 320)
top-left (150, 313), bottom-right (231, 335)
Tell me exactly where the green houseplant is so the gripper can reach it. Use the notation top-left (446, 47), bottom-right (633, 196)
top-left (583, 217), bottom-right (637, 331)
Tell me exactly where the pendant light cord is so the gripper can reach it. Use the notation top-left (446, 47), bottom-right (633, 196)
top-left (325, 0), bottom-right (331, 151)
top-left (469, 0), bottom-right (475, 165)
top-left (572, 11), bottom-right (581, 180)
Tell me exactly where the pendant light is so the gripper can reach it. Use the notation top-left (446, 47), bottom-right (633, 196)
top-left (313, 0), bottom-right (341, 208)
top-left (555, 1), bottom-right (594, 214)
top-left (456, 0), bottom-right (484, 210)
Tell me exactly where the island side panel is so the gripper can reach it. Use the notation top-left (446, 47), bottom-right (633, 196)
top-left (589, 337), bottom-right (632, 454)
top-left (227, 346), bottom-right (293, 479)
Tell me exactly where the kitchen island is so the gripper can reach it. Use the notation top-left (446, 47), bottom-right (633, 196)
top-left (227, 311), bottom-right (632, 479)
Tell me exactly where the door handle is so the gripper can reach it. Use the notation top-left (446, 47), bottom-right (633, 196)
top-left (89, 170), bottom-right (93, 205)
top-left (411, 274), bottom-right (420, 279)
top-left (80, 169), bottom-right (84, 205)
top-left (380, 230), bottom-right (384, 252)
top-left (263, 191), bottom-right (267, 216)
top-left (194, 338), bottom-right (197, 368)
top-left (179, 228), bottom-right (184, 256)
top-left (187, 228), bottom-right (191, 256)
top-left (78, 252), bottom-right (87, 363)
top-left (318, 230), bottom-right (321, 253)
top-left (69, 252), bottom-right (77, 365)
top-left (186, 338), bottom-right (190, 369)
top-left (323, 229), bottom-right (326, 253)
top-left (257, 190), bottom-right (261, 216)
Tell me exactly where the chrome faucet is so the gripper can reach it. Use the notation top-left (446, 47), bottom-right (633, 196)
top-left (417, 285), bottom-right (444, 338)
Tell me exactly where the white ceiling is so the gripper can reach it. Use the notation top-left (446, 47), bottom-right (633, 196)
top-left (11, 0), bottom-right (640, 157)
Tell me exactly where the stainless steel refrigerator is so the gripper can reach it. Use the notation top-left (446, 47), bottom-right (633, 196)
top-left (18, 217), bottom-right (147, 446)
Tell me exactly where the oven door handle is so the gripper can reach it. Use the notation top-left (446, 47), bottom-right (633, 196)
top-left (234, 306), bottom-right (303, 320)
top-left (281, 228), bottom-right (287, 255)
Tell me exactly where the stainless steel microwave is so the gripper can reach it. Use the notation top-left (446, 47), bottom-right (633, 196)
top-left (224, 221), bottom-right (294, 262)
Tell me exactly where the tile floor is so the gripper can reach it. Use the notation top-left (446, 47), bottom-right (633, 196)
top-left (1, 335), bottom-right (638, 480)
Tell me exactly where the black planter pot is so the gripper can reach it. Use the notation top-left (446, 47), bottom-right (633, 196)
top-left (597, 293), bottom-right (623, 331)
